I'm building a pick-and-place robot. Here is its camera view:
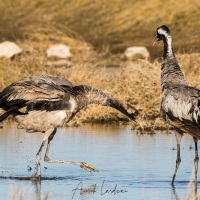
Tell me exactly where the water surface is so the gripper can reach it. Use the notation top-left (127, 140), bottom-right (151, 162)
top-left (0, 123), bottom-right (199, 200)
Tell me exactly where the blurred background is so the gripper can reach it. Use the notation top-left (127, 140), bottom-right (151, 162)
top-left (0, 0), bottom-right (199, 55)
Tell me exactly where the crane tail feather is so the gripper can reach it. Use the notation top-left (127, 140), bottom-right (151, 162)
top-left (0, 105), bottom-right (25, 122)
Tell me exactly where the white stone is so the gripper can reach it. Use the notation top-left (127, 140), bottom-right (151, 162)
top-left (46, 44), bottom-right (72, 59)
top-left (124, 46), bottom-right (150, 60)
top-left (0, 41), bottom-right (22, 58)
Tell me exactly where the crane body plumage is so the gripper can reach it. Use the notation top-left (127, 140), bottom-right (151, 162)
top-left (153, 25), bottom-right (200, 185)
top-left (0, 74), bottom-right (138, 179)
top-left (161, 86), bottom-right (200, 139)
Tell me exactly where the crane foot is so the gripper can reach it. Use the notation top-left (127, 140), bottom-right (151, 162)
top-left (80, 162), bottom-right (99, 172)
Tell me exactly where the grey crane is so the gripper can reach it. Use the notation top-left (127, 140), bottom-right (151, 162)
top-left (153, 25), bottom-right (200, 185)
top-left (0, 74), bottom-right (139, 179)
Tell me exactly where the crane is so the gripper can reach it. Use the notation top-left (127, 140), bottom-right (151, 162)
top-left (153, 25), bottom-right (200, 185)
top-left (0, 74), bottom-right (139, 179)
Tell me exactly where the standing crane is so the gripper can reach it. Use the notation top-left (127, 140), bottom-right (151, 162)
top-left (0, 74), bottom-right (139, 179)
top-left (153, 25), bottom-right (200, 185)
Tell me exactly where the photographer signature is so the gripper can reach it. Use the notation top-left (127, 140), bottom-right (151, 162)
top-left (72, 180), bottom-right (128, 199)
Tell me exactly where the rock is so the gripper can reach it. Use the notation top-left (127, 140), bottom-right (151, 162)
top-left (124, 46), bottom-right (150, 60)
top-left (0, 41), bottom-right (22, 59)
top-left (46, 44), bottom-right (72, 59)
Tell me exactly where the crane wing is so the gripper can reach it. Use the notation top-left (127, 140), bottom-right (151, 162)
top-left (161, 85), bottom-right (200, 129)
top-left (0, 75), bottom-right (72, 109)
top-left (26, 74), bottom-right (73, 87)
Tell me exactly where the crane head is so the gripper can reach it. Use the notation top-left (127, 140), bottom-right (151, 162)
top-left (125, 104), bottom-right (139, 121)
top-left (125, 104), bottom-right (147, 128)
top-left (152, 25), bottom-right (170, 46)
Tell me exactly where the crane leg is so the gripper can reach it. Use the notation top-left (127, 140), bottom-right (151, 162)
top-left (34, 128), bottom-right (56, 179)
top-left (44, 130), bottom-right (99, 172)
top-left (194, 155), bottom-right (198, 198)
top-left (193, 137), bottom-right (199, 197)
top-left (171, 130), bottom-right (183, 185)
top-left (193, 137), bottom-right (199, 161)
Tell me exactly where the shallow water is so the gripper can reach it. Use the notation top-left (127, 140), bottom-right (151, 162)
top-left (0, 122), bottom-right (199, 200)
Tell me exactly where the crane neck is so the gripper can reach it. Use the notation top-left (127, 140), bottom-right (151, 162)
top-left (162, 34), bottom-right (174, 59)
top-left (73, 85), bottom-right (134, 119)
top-left (161, 34), bottom-right (188, 90)
top-left (74, 85), bottom-right (108, 109)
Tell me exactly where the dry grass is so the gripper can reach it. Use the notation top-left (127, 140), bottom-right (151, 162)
top-left (0, 42), bottom-right (199, 130)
